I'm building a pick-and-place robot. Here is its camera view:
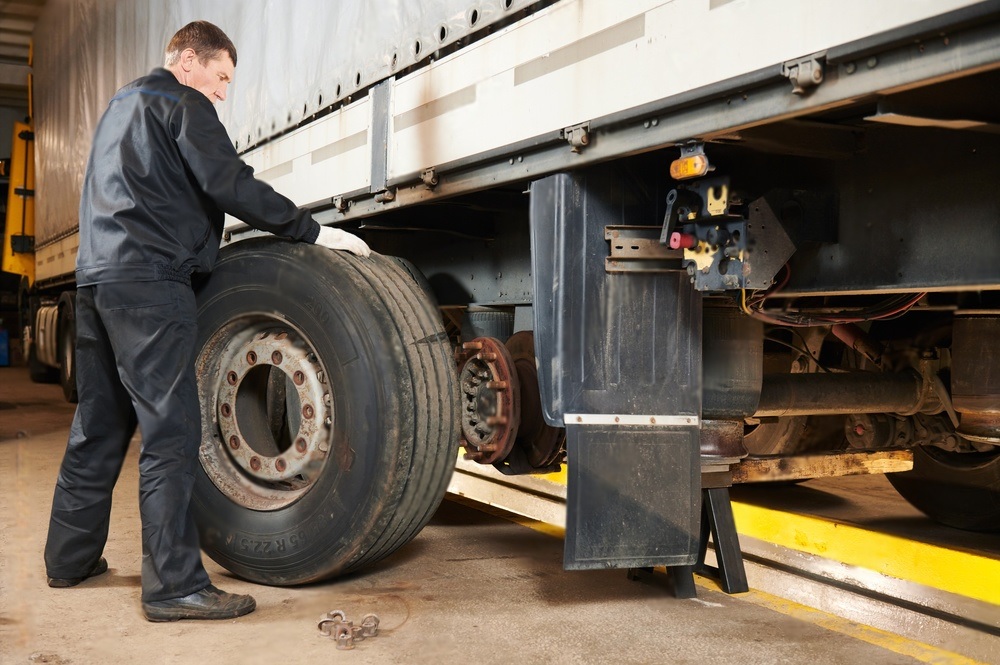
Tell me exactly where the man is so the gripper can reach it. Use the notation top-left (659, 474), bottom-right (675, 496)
top-left (43, 21), bottom-right (367, 622)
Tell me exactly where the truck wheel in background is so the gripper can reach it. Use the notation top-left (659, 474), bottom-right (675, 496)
top-left (57, 292), bottom-right (78, 403)
top-left (28, 338), bottom-right (58, 384)
top-left (887, 446), bottom-right (1000, 531)
top-left (192, 239), bottom-right (459, 584)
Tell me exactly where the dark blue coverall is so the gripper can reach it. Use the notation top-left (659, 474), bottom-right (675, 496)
top-left (44, 68), bottom-right (321, 602)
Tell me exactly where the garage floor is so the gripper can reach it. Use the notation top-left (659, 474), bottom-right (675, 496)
top-left (0, 366), bottom-right (991, 664)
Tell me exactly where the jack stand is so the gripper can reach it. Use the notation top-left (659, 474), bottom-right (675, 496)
top-left (626, 487), bottom-right (748, 597)
top-left (694, 487), bottom-right (749, 594)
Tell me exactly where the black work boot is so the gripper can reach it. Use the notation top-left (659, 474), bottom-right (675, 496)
top-left (142, 584), bottom-right (256, 622)
top-left (47, 557), bottom-right (109, 588)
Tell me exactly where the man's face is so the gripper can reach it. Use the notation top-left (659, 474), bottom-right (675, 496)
top-left (188, 53), bottom-right (234, 104)
top-left (175, 47), bottom-right (234, 104)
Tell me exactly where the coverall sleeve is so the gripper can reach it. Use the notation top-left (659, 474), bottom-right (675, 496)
top-left (169, 92), bottom-right (320, 243)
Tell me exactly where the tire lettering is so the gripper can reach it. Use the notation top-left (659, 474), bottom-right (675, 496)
top-left (304, 295), bottom-right (331, 325)
top-left (227, 532), bottom-right (307, 556)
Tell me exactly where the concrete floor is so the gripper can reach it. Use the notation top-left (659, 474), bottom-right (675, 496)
top-left (0, 366), bottom-right (984, 664)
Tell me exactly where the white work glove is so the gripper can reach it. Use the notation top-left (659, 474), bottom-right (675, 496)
top-left (314, 225), bottom-right (371, 257)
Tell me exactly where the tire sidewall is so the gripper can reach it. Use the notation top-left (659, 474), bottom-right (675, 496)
top-left (58, 296), bottom-right (78, 403)
top-left (192, 240), bottom-right (414, 583)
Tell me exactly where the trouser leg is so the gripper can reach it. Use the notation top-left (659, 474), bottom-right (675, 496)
top-left (45, 287), bottom-right (137, 579)
top-left (97, 280), bottom-right (211, 602)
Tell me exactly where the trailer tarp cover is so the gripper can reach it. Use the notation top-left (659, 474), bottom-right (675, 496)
top-left (32, 0), bottom-right (532, 244)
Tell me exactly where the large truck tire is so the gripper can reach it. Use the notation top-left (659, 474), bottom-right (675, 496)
top-left (192, 238), bottom-right (459, 585)
top-left (388, 256), bottom-right (438, 308)
top-left (57, 292), bottom-right (78, 403)
top-left (28, 340), bottom-right (58, 384)
top-left (887, 446), bottom-right (1000, 532)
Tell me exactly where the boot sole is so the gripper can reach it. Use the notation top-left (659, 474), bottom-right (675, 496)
top-left (143, 600), bottom-right (256, 622)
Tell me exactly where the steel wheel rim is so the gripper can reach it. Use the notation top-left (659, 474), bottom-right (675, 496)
top-left (197, 314), bottom-right (333, 510)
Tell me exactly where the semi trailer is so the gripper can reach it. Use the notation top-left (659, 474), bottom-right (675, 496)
top-left (5, 0), bottom-right (1000, 585)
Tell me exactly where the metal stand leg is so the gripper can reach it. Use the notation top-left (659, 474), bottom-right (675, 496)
top-left (625, 566), bottom-right (652, 582)
top-left (625, 565), bottom-right (697, 599)
top-left (668, 565), bottom-right (697, 599)
top-left (625, 486), bottom-right (748, 597)
top-left (695, 487), bottom-right (749, 594)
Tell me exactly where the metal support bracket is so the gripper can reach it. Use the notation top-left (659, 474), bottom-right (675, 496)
top-left (373, 189), bottom-right (396, 204)
top-left (605, 226), bottom-right (683, 274)
top-left (782, 54), bottom-right (825, 95)
top-left (563, 122), bottom-right (591, 153)
top-left (420, 168), bottom-right (439, 189)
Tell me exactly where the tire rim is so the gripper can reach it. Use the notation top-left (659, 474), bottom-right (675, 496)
top-left (197, 315), bottom-right (333, 510)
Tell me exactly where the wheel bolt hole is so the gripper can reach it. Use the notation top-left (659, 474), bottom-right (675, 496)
top-left (275, 458), bottom-right (287, 472)
top-left (221, 403), bottom-right (232, 418)
top-left (246, 351), bottom-right (257, 365)
top-left (227, 371), bottom-right (238, 385)
top-left (302, 404), bottom-right (315, 419)
top-left (229, 435), bottom-right (240, 450)
top-left (293, 371), bottom-right (305, 385)
top-left (250, 457), bottom-right (262, 471)
top-left (272, 351), bottom-right (283, 365)
top-left (295, 438), bottom-right (307, 453)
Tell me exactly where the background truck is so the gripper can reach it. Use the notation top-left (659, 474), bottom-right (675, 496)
top-left (5, 0), bottom-right (1000, 585)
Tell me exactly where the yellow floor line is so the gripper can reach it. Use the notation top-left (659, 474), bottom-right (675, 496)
top-left (506, 514), bottom-right (566, 539)
top-left (504, 460), bottom-right (1000, 606)
top-left (730, 501), bottom-right (1000, 606)
top-left (700, 578), bottom-right (988, 665)
top-left (464, 501), bottom-right (983, 664)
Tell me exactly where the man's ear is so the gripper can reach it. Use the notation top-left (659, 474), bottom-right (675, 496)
top-left (178, 47), bottom-right (198, 72)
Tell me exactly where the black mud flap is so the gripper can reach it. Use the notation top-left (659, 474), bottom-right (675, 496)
top-left (565, 424), bottom-right (699, 570)
top-left (531, 168), bottom-right (702, 569)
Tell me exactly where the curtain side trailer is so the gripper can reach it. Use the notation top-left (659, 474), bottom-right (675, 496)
top-left (15, 0), bottom-right (1000, 583)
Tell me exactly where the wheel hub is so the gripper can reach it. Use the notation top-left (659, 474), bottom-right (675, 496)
top-left (216, 330), bottom-right (329, 483)
top-left (459, 337), bottom-right (519, 464)
top-left (198, 320), bottom-right (332, 509)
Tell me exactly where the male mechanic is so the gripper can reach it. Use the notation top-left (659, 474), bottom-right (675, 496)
top-left (43, 21), bottom-right (367, 621)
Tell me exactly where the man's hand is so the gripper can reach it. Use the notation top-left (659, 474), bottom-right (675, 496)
top-left (314, 226), bottom-right (371, 257)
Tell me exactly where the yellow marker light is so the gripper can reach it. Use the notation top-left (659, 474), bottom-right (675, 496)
top-left (670, 154), bottom-right (710, 180)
